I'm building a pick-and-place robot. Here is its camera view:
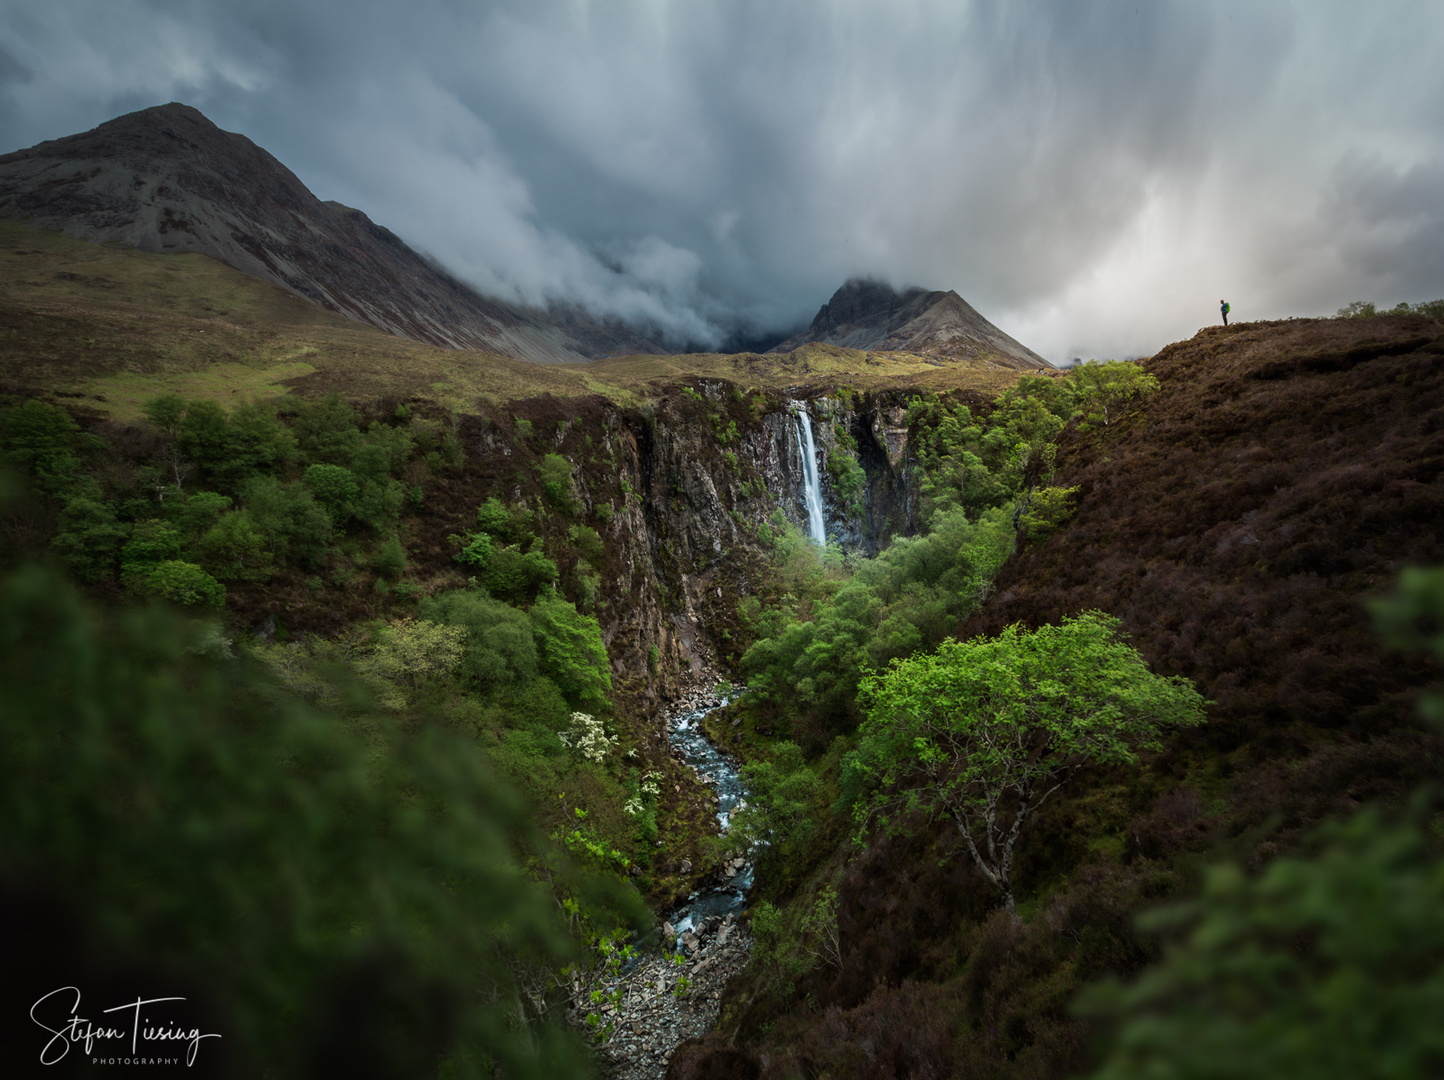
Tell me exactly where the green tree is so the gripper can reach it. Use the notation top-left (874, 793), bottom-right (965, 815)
top-left (195, 510), bottom-right (273, 582)
top-left (50, 495), bottom-right (130, 582)
top-left (141, 392), bottom-right (188, 436)
top-left (849, 612), bottom-right (1207, 912)
top-left (291, 393), bottom-right (362, 465)
top-left (145, 559), bottom-right (226, 610)
top-left (355, 617), bottom-right (468, 708)
top-left (242, 477), bottom-right (334, 568)
top-left (538, 453), bottom-right (579, 515)
top-left (1068, 360), bottom-right (1161, 430)
top-left (220, 400), bottom-right (296, 483)
top-left (528, 592), bottom-right (612, 711)
top-left (0, 398), bottom-right (85, 494)
top-left (731, 741), bottom-right (823, 863)
top-left (166, 490), bottom-right (233, 538)
top-left (176, 399), bottom-right (233, 478)
top-left (421, 589), bottom-right (540, 693)
top-left (1020, 484), bottom-right (1080, 541)
top-left (303, 463), bottom-right (361, 526)
top-left (120, 518), bottom-right (186, 587)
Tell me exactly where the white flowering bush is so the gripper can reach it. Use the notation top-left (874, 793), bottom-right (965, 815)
top-left (625, 773), bottom-right (661, 818)
top-left (559, 712), bottom-right (617, 765)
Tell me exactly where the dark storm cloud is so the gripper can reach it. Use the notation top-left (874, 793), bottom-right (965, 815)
top-left (1, 0), bottom-right (1441, 359)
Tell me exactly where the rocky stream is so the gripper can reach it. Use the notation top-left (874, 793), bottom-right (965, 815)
top-left (574, 688), bottom-right (755, 1079)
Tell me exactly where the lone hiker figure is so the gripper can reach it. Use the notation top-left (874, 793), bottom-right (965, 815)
top-left (1221, 299), bottom-right (1231, 327)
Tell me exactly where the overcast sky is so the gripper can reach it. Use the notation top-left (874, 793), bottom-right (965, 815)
top-left (2, 0), bottom-right (1441, 361)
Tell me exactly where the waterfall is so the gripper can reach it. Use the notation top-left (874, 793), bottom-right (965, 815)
top-left (793, 405), bottom-right (827, 547)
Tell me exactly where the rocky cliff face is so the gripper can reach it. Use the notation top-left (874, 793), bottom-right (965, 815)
top-left (495, 385), bottom-right (920, 709)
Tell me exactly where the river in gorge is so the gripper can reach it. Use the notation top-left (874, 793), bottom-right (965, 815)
top-left (574, 689), bottom-right (757, 1080)
top-left (661, 691), bottom-right (755, 935)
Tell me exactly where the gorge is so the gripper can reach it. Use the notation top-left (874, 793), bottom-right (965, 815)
top-left (2, 107), bottom-right (1443, 1080)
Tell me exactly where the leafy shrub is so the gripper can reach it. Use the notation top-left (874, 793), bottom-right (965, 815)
top-left (827, 452), bottom-right (867, 516)
top-left (476, 496), bottom-right (515, 540)
top-left (1020, 485), bottom-right (1080, 541)
top-left (473, 542), bottom-right (558, 602)
top-left (50, 496), bottom-right (129, 582)
top-left (196, 511), bottom-right (273, 582)
top-left (1084, 804), bottom-right (1444, 1080)
top-left (528, 592), bottom-right (612, 711)
top-left (373, 536), bottom-right (407, 580)
top-left (569, 524), bottom-right (605, 568)
top-left (421, 590), bottom-right (539, 693)
top-left (0, 398), bottom-right (85, 494)
top-left (455, 530), bottom-right (494, 569)
top-left (538, 453), bottom-right (579, 515)
top-left (145, 560), bottom-right (226, 610)
top-left (302, 463), bottom-right (360, 525)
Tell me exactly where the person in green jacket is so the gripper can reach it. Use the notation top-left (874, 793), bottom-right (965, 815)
top-left (1220, 299), bottom-right (1231, 326)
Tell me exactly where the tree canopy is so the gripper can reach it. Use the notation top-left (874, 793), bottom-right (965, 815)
top-left (848, 612), bottom-right (1208, 912)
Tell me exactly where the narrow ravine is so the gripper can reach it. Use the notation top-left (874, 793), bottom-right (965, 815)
top-left (575, 688), bottom-right (755, 1080)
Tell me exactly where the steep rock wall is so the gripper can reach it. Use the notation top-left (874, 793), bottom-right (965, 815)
top-left (574, 385), bottom-right (919, 712)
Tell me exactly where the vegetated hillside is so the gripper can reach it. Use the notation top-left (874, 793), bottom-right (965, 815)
top-left (771, 277), bottom-right (1054, 371)
top-left (979, 314), bottom-right (1444, 743)
top-left (0, 220), bottom-right (1028, 421)
top-left (671, 314), bottom-right (1444, 1080)
top-left (0, 103), bottom-right (667, 362)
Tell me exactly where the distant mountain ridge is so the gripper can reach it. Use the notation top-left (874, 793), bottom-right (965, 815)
top-left (0, 103), bottom-right (667, 363)
top-left (771, 278), bottom-right (1053, 370)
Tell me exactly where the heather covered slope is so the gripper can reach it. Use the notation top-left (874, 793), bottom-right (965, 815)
top-left (673, 314), bottom-right (1444, 1080)
top-left (976, 314), bottom-right (1444, 736)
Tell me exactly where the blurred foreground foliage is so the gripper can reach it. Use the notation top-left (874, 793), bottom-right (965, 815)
top-left (0, 544), bottom-right (622, 1077)
top-left (1083, 566), bottom-right (1444, 1080)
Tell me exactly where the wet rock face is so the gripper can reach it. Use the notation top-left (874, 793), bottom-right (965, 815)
top-left (591, 388), bottom-right (918, 712)
top-left (758, 395), bottom-right (915, 554)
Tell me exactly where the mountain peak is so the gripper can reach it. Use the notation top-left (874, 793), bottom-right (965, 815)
top-left (0, 103), bottom-right (668, 362)
top-left (772, 278), bottom-right (1053, 370)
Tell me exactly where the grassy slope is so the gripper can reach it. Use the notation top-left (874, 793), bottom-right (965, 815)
top-left (672, 315), bottom-right (1444, 1080)
top-left (0, 221), bottom-right (1022, 419)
